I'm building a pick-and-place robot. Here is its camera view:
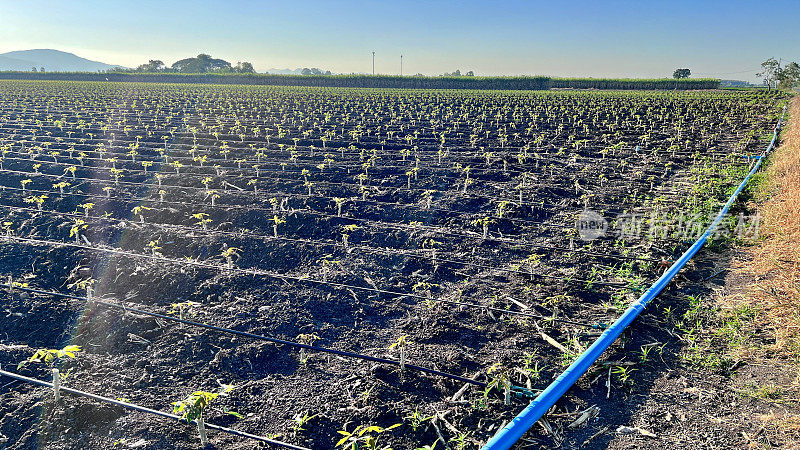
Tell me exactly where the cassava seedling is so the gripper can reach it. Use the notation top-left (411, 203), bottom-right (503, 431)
top-left (333, 197), bottom-right (346, 217)
top-left (341, 224), bottom-right (359, 249)
top-left (69, 219), bottom-right (87, 243)
top-left (169, 301), bottom-right (201, 321)
top-left (221, 247), bottom-right (241, 268)
top-left (131, 206), bottom-right (151, 224)
top-left (24, 195), bottom-right (47, 211)
top-left (146, 239), bottom-right (162, 256)
top-left (52, 181), bottom-right (70, 194)
top-left (269, 215), bottom-right (286, 237)
top-left (388, 335), bottom-right (409, 372)
top-left (18, 345), bottom-right (82, 377)
top-left (486, 363), bottom-right (512, 405)
top-left (335, 423), bottom-right (401, 450)
top-left (192, 212), bottom-right (211, 230)
top-left (296, 333), bottom-right (320, 364)
top-left (471, 216), bottom-right (495, 239)
top-left (78, 202), bottom-right (94, 217)
top-left (172, 384), bottom-right (235, 446)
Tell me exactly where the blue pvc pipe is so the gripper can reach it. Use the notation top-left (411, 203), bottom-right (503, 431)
top-left (482, 105), bottom-right (787, 450)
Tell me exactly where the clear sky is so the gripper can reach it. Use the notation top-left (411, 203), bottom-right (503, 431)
top-left (0, 0), bottom-right (797, 81)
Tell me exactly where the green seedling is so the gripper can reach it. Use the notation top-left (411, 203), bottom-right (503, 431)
top-left (296, 333), bottom-right (320, 364)
top-left (172, 383), bottom-right (235, 446)
top-left (335, 423), bottom-right (401, 450)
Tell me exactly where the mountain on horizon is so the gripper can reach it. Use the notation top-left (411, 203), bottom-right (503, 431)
top-left (0, 49), bottom-right (125, 72)
top-left (266, 68), bottom-right (304, 75)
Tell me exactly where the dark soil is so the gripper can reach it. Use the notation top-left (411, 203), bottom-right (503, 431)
top-left (0, 81), bottom-right (789, 449)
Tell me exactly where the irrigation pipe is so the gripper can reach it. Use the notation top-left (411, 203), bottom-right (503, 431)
top-left (0, 366), bottom-right (309, 450)
top-left (3, 283), bottom-right (489, 388)
top-left (0, 234), bottom-right (604, 328)
top-left (0, 201), bottom-right (633, 287)
top-left (0, 169), bottom-right (659, 263)
top-left (481, 104), bottom-right (788, 450)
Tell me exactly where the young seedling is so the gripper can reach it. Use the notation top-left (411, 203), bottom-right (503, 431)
top-left (471, 217), bottom-right (495, 240)
top-left (20, 179), bottom-right (32, 191)
top-left (206, 190), bottom-right (220, 207)
top-left (404, 408), bottom-right (433, 432)
top-left (269, 215), bottom-right (286, 238)
top-left (131, 206), bottom-right (151, 224)
top-left (201, 176), bottom-right (213, 194)
top-left (169, 300), bottom-right (201, 321)
top-left (69, 219), bottom-right (87, 243)
top-left (341, 224), bottom-right (359, 249)
top-left (292, 411), bottom-right (318, 435)
top-left (18, 345), bottom-right (82, 371)
top-left (335, 423), bottom-right (401, 450)
top-left (221, 247), bottom-right (241, 268)
top-left (449, 431), bottom-right (473, 450)
top-left (52, 181), bottom-right (70, 194)
top-left (146, 239), bottom-right (162, 256)
top-left (486, 363), bottom-right (512, 405)
top-left (78, 202), bottom-right (94, 217)
top-left (333, 197), bottom-right (346, 217)
top-left (296, 333), bottom-right (320, 364)
top-left (24, 195), bottom-right (48, 211)
top-left (421, 190), bottom-right (434, 209)
top-left (388, 335), bottom-right (409, 372)
top-left (495, 200), bottom-right (514, 219)
top-left (109, 167), bottom-right (123, 184)
top-left (172, 384), bottom-right (235, 446)
top-left (192, 212), bottom-right (212, 230)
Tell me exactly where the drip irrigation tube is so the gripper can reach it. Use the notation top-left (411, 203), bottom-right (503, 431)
top-left (3, 284), bottom-right (489, 388)
top-left (481, 104), bottom-right (788, 450)
top-left (0, 234), bottom-right (606, 328)
top-left (0, 366), bottom-right (309, 449)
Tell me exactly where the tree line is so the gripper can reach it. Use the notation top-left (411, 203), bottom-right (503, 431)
top-left (112, 54), bottom-right (256, 74)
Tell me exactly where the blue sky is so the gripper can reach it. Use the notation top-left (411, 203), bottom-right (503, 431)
top-left (0, 0), bottom-right (797, 81)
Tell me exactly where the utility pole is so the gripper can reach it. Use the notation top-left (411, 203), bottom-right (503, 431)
top-left (400, 55), bottom-right (403, 76)
top-left (372, 51), bottom-right (375, 75)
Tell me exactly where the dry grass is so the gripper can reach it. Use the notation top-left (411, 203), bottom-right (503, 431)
top-left (740, 96), bottom-right (800, 354)
top-left (723, 95), bottom-right (800, 443)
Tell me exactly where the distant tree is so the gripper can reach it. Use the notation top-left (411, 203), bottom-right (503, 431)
top-left (466, 70), bottom-right (475, 76)
top-left (778, 61), bottom-right (800, 90)
top-left (233, 62), bottom-right (255, 73)
top-left (757, 58), bottom-right (781, 90)
top-left (40, 67), bottom-right (45, 73)
top-left (171, 54), bottom-right (232, 73)
top-left (672, 68), bottom-right (691, 79)
top-left (300, 68), bottom-right (327, 75)
top-left (442, 69), bottom-right (462, 76)
top-left (31, 67), bottom-right (37, 72)
top-left (136, 60), bottom-right (166, 72)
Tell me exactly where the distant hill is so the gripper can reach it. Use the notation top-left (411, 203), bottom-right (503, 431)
top-left (266, 68), bottom-right (304, 75)
top-left (0, 49), bottom-right (125, 72)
